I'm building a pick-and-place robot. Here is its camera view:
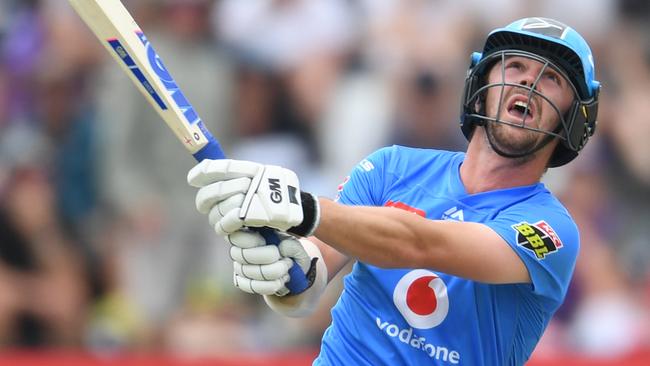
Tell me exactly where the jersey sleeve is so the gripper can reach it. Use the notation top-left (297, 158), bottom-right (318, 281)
top-left (336, 147), bottom-right (394, 207)
top-left (484, 203), bottom-right (579, 307)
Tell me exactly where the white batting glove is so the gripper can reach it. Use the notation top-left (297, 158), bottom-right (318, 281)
top-left (187, 159), bottom-right (320, 237)
top-left (226, 229), bottom-right (315, 296)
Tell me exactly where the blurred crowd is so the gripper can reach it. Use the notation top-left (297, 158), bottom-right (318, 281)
top-left (0, 0), bottom-right (649, 360)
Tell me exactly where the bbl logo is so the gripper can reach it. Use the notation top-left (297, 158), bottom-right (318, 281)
top-left (393, 270), bottom-right (449, 329)
top-left (512, 221), bottom-right (563, 260)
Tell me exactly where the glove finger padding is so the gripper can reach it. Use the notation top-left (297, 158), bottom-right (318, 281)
top-left (195, 177), bottom-right (251, 214)
top-left (278, 237), bottom-right (312, 273)
top-left (214, 210), bottom-right (244, 236)
top-left (234, 273), bottom-right (290, 296)
top-left (233, 258), bottom-right (293, 281)
top-left (230, 245), bottom-right (282, 265)
top-left (208, 194), bottom-right (245, 227)
top-left (226, 229), bottom-right (266, 249)
top-left (188, 159), bottom-right (262, 188)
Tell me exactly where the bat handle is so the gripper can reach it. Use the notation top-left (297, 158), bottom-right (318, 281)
top-left (192, 125), bottom-right (227, 161)
top-left (193, 133), bottom-right (309, 294)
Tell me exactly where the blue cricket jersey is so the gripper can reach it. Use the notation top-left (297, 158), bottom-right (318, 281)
top-left (314, 146), bottom-right (579, 366)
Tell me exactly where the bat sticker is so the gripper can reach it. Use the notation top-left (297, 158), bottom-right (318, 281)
top-left (107, 38), bottom-right (167, 110)
top-left (136, 32), bottom-right (200, 129)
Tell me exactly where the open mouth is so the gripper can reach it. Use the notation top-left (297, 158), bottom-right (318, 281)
top-left (506, 95), bottom-right (536, 123)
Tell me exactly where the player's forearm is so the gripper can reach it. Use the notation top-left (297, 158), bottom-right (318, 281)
top-left (313, 198), bottom-right (530, 283)
top-left (313, 198), bottom-right (445, 269)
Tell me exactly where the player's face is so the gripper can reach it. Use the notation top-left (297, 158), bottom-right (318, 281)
top-left (483, 56), bottom-right (575, 158)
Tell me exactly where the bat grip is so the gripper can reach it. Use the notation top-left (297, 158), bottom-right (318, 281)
top-left (193, 136), bottom-right (309, 294)
top-left (192, 129), bottom-right (226, 161)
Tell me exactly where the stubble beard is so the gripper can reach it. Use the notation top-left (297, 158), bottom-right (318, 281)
top-left (484, 120), bottom-right (541, 165)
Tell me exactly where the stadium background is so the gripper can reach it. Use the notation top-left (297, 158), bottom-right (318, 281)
top-left (0, 0), bottom-right (648, 364)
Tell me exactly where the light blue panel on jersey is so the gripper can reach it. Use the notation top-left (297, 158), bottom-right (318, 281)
top-left (317, 146), bottom-right (579, 366)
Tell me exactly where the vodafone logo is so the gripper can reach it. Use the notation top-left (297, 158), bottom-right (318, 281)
top-left (393, 270), bottom-right (449, 329)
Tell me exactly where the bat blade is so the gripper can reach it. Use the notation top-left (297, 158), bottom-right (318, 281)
top-left (68, 0), bottom-right (308, 293)
top-left (68, 0), bottom-right (224, 160)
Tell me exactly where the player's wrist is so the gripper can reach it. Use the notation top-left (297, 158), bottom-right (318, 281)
top-left (287, 191), bottom-right (320, 237)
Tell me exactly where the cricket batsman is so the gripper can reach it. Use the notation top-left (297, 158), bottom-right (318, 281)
top-left (187, 17), bottom-right (600, 365)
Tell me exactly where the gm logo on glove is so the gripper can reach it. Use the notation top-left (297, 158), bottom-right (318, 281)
top-left (269, 178), bottom-right (283, 203)
top-left (267, 178), bottom-right (299, 205)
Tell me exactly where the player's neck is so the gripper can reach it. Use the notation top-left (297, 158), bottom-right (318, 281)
top-left (460, 130), bottom-right (549, 194)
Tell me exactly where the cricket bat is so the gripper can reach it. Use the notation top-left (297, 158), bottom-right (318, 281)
top-left (68, 0), bottom-right (308, 293)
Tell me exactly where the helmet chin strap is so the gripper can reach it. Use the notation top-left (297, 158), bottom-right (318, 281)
top-left (483, 120), bottom-right (559, 160)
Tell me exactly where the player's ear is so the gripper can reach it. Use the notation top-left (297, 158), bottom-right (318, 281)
top-left (473, 97), bottom-right (483, 115)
